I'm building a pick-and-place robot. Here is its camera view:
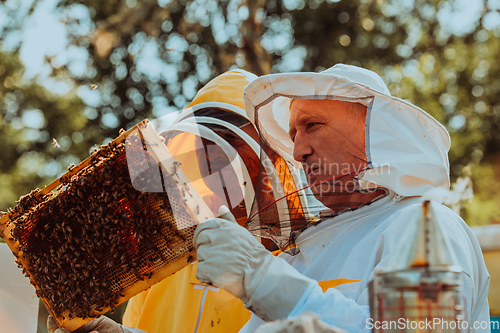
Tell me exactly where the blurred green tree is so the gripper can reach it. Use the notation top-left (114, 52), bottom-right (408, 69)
top-left (1, 0), bottom-right (499, 225)
top-left (0, 51), bottom-right (91, 212)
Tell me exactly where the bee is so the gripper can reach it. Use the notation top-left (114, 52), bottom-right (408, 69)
top-left (91, 84), bottom-right (98, 89)
top-left (131, 267), bottom-right (144, 281)
top-left (52, 138), bottom-right (61, 148)
top-left (68, 164), bottom-right (76, 172)
top-left (182, 183), bottom-right (193, 197)
top-left (108, 142), bottom-right (118, 150)
top-left (172, 161), bottom-right (182, 174)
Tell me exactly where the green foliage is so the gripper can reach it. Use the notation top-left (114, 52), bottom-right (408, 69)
top-left (1, 0), bottom-right (499, 224)
top-left (464, 156), bottom-right (500, 226)
top-left (0, 52), bottom-right (93, 210)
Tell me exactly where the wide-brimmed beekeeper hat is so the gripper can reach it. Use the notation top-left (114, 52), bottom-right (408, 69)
top-left (243, 64), bottom-right (451, 197)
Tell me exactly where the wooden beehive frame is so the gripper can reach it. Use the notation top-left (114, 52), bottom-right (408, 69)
top-left (0, 119), bottom-right (213, 331)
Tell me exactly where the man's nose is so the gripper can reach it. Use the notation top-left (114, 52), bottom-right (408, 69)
top-left (292, 134), bottom-right (313, 163)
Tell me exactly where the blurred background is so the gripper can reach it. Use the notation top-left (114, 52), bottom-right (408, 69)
top-left (0, 0), bottom-right (500, 331)
top-left (1, 0), bottom-right (500, 225)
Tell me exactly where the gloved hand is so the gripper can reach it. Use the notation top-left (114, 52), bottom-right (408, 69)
top-left (194, 206), bottom-right (315, 322)
top-left (254, 312), bottom-right (347, 333)
top-left (47, 315), bottom-right (142, 333)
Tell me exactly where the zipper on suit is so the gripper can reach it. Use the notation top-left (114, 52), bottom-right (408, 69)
top-left (193, 286), bottom-right (208, 333)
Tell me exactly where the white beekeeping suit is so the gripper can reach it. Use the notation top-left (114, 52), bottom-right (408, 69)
top-left (237, 64), bottom-right (490, 332)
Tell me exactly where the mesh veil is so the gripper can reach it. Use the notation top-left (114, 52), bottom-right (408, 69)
top-left (154, 108), bottom-right (320, 252)
top-left (247, 97), bottom-right (389, 251)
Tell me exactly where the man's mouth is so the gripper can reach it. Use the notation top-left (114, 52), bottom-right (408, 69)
top-left (305, 166), bottom-right (319, 177)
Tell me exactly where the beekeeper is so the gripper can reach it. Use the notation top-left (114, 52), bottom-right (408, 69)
top-left (48, 70), bottom-right (258, 333)
top-left (192, 64), bottom-right (490, 332)
top-left (48, 69), bottom-right (314, 333)
top-left (122, 69), bottom-right (267, 333)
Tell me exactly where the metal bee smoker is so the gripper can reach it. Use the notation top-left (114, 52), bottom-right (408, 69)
top-left (369, 201), bottom-right (466, 333)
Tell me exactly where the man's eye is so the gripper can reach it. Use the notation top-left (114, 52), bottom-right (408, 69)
top-left (307, 122), bottom-right (318, 129)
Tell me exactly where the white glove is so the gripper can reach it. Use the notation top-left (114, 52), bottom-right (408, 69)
top-left (194, 206), bottom-right (315, 321)
top-left (254, 312), bottom-right (347, 333)
top-left (47, 315), bottom-right (145, 333)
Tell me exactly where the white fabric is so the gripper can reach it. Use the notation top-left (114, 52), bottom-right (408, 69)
top-left (175, 102), bottom-right (251, 123)
top-left (240, 196), bottom-right (491, 333)
top-left (194, 217), bottom-right (313, 321)
top-left (254, 312), bottom-right (346, 333)
top-left (243, 64), bottom-right (451, 197)
top-left (0, 243), bottom-right (39, 333)
top-left (237, 65), bottom-right (489, 332)
top-left (194, 217), bottom-right (275, 302)
top-left (322, 64), bottom-right (391, 96)
top-left (123, 326), bottom-right (147, 333)
top-left (245, 255), bottom-right (316, 322)
top-left (380, 200), bottom-right (459, 270)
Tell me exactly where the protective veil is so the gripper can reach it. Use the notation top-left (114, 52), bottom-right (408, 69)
top-left (239, 64), bottom-right (490, 332)
top-left (124, 70), bottom-right (262, 333)
top-left (123, 69), bottom-right (314, 333)
top-left (157, 74), bottom-right (316, 251)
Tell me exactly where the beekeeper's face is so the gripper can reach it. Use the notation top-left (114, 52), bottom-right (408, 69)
top-left (289, 99), bottom-right (368, 195)
top-left (196, 124), bottom-right (261, 224)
